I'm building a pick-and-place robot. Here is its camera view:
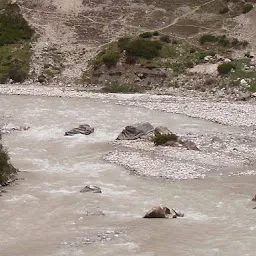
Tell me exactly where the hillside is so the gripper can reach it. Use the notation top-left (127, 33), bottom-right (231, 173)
top-left (13, 0), bottom-right (256, 89)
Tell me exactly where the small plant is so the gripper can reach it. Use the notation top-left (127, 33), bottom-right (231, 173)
top-left (139, 32), bottom-right (153, 38)
top-left (242, 3), bottom-right (253, 14)
top-left (152, 133), bottom-right (178, 146)
top-left (219, 6), bottom-right (229, 14)
top-left (217, 62), bottom-right (236, 75)
top-left (152, 31), bottom-right (160, 36)
top-left (160, 35), bottom-right (171, 43)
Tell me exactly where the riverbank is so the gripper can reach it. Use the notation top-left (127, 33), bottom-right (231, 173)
top-left (1, 87), bottom-right (256, 180)
top-left (1, 84), bottom-right (256, 127)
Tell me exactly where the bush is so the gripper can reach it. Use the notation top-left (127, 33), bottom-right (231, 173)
top-left (218, 35), bottom-right (230, 47)
top-left (199, 34), bottom-right (218, 44)
top-left (219, 6), bottom-right (229, 14)
top-left (153, 31), bottom-right (160, 36)
top-left (126, 39), bottom-right (163, 59)
top-left (118, 37), bottom-right (131, 51)
top-left (139, 32), bottom-right (153, 38)
top-left (102, 51), bottom-right (119, 68)
top-left (0, 142), bottom-right (18, 185)
top-left (9, 65), bottom-right (27, 82)
top-left (153, 133), bottom-right (178, 146)
top-left (217, 62), bottom-right (236, 75)
top-left (0, 3), bottom-right (34, 46)
top-left (242, 3), bottom-right (253, 13)
top-left (102, 81), bottom-right (143, 93)
top-left (160, 35), bottom-right (171, 43)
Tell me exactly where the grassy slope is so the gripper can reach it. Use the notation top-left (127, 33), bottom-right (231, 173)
top-left (0, 0), bottom-right (34, 83)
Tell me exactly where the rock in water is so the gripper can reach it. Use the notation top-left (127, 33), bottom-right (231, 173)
top-left (117, 122), bottom-right (154, 140)
top-left (65, 124), bottom-right (94, 136)
top-left (80, 185), bottom-right (102, 193)
top-left (143, 206), bottom-right (171, 218)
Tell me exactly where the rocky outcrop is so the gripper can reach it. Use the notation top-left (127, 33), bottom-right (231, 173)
top-left (154, 126), bottom-right (172, 136)
top-left (117, 122), bottom-right (154, 140)
top-left (65, 124), bottom-right (94, 136)
top-left (143, 206), bottom-right (184, 218)
top-left (80, 185), bottom-right (102, 193)
top-left (144, 206), bottom-right (171, 218)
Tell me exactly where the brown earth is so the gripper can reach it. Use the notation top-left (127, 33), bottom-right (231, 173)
top-left (17, 0), bottom-right (256, 84)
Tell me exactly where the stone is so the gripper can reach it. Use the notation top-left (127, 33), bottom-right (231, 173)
top-left (143, 206), bottom-right (171, 218)
top-left (80, 185), bottom-right (102, 193)
top-left (181, 140), bottom-right (200, 151)
top-left (252, 194), bottom-right (256, 202)
top-left (117, 122), bottom-right (154, 140)
top-left (240, 79), bottom-right (248, 86)
top-left (65, 124), bottom-right (94, 136)
top-left (154, 126), bottom-right (172, 136)
top-left (237, 92), bottom-right (251, 101)
top-left (211, 136), bottom-right (223, 143)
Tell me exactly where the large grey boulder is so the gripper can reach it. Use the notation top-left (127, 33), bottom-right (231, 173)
top-left (65, 124), bottom-right (94, 136)
top-left (154, 126), bottom-right (172, 136)
top-left (117, 122), bottom-right (154, 140)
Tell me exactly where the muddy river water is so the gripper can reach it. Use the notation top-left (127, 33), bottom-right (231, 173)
top-left (1, 95), bottom-right (256, 256)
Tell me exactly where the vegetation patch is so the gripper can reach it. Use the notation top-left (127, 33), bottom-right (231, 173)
top-left (153, 133), bottom-right (178, 146)
top-left (0, 134), bottom-right (18, 185)
top-left (199, 34), bottom-right (248, 49)
top-left (0, 1), bottom-right (34, 83)
top-left (217, 62), bottom-right (236, 75)
top-left (242, 3), bottom-right (254, 14)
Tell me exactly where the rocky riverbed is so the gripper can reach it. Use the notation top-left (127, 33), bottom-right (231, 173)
top-left (1, 84), bottom-right (256, 180)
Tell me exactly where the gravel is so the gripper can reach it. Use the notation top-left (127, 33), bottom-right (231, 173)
top-left (1, 84), bottom-right (256, 180)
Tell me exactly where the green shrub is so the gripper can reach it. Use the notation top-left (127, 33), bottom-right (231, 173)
top-left (217, 62), bottom-right (236, 75)
top-left (0, 3), bottom-right (34, 46)
top-left (218, 35), bottom-right (230, 47)
top-left (219, 6), bottom-right (229, 14)
top-left (118, 37), bottom-right (131, 51)
top-left (139, 32), bottom-right (153, 38)
top-left (0, 142), bottom-right (18, 185)
top-left (102, 52), bottom-right (119, 68)
top-left (199, 34), bottom-right (218, 44)
top-left (9, 65), bottom-right (27, 82)
top-left (160, 35), bottom-right (171, 43)
top-left (242, 3), bottom-right (253, 13)
top-left (126, 39), bottom-right (163, 59)
top-left (153, 31), bottom-right (160, 36)
top-left (102, 81), bottom-right (143, 93)
top-left (153, 133), bottom-right (178, 146)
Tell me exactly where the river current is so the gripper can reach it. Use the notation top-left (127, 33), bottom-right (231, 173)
top-left (1, 95), bottom-right (256, 256)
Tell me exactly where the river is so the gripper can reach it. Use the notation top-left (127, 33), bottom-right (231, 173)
top-left (1, 95), bottom-right (256, 256)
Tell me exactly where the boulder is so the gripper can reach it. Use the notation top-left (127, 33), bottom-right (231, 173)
top-left (80, 185), bottom-right (102, 193)
top-left (252, 194), bottom-right (256, 202)
top-left (143, 206), bottom-right (171, 218)
top-left (154, 126), bottom-right (172, 136)
top-left (181, 140), bottom-right (200, 151)
top-left (65, 124), bottom-right (94, 136)
top-left (117, 122), bottom-right (154, 140)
